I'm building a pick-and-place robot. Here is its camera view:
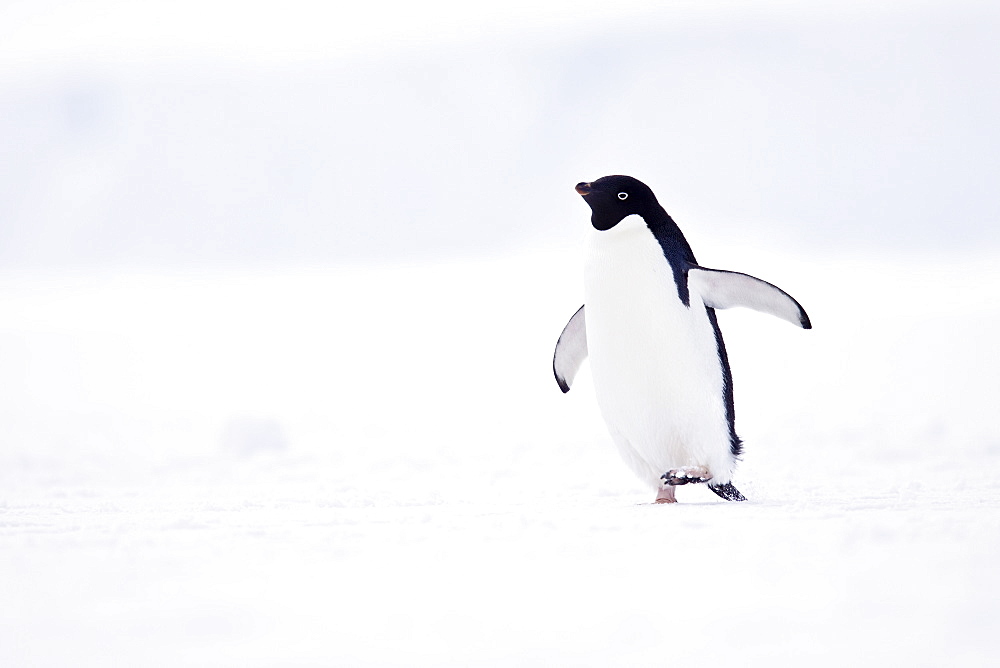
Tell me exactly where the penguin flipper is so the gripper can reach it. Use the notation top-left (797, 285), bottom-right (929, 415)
top-left (688, 267), bottom-right (812, 329)
top-left (553, 305), bottom-right (587, 393)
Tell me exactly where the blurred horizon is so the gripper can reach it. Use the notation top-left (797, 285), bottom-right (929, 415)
top-left (2, 0), bottom-right (999, 272)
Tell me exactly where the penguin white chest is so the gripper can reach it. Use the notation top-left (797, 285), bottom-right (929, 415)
top-left (583, 215), bottom-right (733, 487)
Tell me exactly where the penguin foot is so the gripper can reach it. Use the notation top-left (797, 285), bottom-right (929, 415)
top-left (654, 486), bottom-right (677, 504)
top-left (660, 466), bottom-right (712, 486)
top-left (708, 482), bottom-right (747, 502)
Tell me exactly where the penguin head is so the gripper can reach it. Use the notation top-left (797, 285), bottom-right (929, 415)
top-left (575, 175), bottom-right (661, 231)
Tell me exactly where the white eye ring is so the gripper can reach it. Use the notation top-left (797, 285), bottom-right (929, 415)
top-left (617, 192), bottom-right (628, 200)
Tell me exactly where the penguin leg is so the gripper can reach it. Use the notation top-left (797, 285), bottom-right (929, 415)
top-left (654, 486), bottom-right (677, 504)
top-left (708, 482), bottom-right (747, 502)
top-left (660, 466), bottom-right (713, 486)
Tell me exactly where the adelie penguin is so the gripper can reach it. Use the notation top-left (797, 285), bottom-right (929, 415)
top-left (553, 175), bottom-right (811, 503)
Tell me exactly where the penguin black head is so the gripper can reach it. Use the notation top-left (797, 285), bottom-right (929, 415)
top-left (575, 175), bottom-right (662, 231)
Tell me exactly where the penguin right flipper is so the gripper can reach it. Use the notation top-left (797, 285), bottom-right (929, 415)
top-left (688, 267), bottom-right (812, 329)
top-left (553, 305), bottom-right (588, 393)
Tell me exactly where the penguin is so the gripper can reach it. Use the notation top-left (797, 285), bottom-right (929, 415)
top-left (552, 175), bottom-right (811, 503)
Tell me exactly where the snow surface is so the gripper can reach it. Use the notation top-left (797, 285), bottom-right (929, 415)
top-left (2, 250), bottom-right (999, 666)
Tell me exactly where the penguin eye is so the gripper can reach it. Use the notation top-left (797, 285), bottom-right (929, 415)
top-left (617, 192), bottom-right (628, 200)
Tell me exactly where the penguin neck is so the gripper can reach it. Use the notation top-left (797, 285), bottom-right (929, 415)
top-left (643, 207), bottom-right (698, 266)
top-left (642, 206), bottom-right (698, 306)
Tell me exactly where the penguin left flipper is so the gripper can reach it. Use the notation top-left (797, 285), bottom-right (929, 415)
top-left (553, 305), bottom-right (587, 393)
top-left (688, 267), bottom-right (812, 329)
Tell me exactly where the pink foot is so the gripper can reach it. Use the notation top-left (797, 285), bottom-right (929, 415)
top-left (654, 486), bottom-right (677, 504)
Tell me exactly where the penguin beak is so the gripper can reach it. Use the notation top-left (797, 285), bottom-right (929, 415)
top-left (575, 182), bottom-right (593, 196)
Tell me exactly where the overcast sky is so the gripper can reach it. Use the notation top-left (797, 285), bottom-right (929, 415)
top-left (2, 1), bottom-right (998, 269)
top-left (3, 1), bottom-right (965, 68)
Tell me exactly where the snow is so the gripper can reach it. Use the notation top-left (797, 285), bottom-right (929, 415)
top-left (2, 250), bottom-right (999, 666)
